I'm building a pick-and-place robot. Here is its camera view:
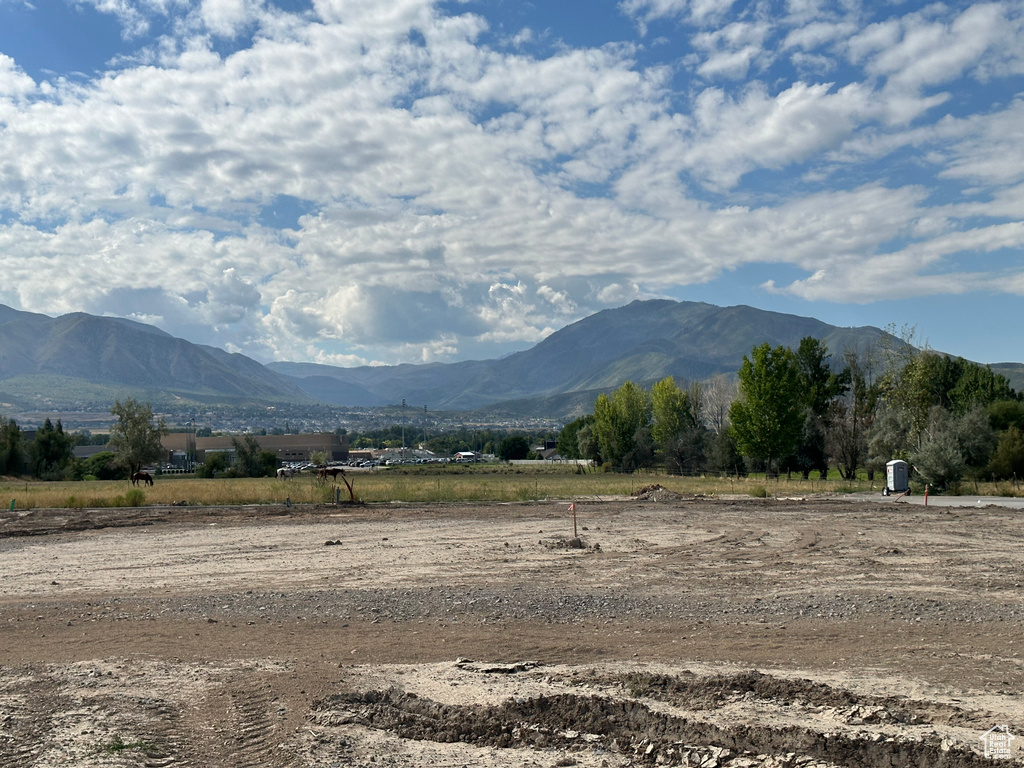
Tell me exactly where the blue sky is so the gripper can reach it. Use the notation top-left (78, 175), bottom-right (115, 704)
top-left (1, 0), bottom-right (1022, 368)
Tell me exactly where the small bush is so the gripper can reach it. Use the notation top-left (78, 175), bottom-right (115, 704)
top-left (748, 485), bottom-right (768, 498)
top-left (96, 734), bottom-right (157, 756)
top-left (125, 489), bottom-right (145, 507)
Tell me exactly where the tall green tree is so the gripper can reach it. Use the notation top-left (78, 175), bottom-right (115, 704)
top-left (498, 434), bottom-right (531, 461)
top-left (651, 376), bottom-right (706, 475)
top-left (28, 418), bottom-right (74, 479)
top-left (556, 415), bottom-right (593, 459)
top-left (793, 337), bottom-right (849, 418)
top-left (784, 338), bottom-right (849, 479)
top-left (651, 377), bottom-right (693, 448)
top-left (729, 343), bottom-right (803, 476)
top-left (826, 349), bottom-right (876, 480)
top-left (108, 399), bottom-right (168, 478)
top-left (230, 435), bottom-right (277, 477)
top-left (0, 416), bottom-right (25, 476)
top-left (989, 426), bottom-right (1024, 481)
top-left (592, 381), bottom-right (651, 470)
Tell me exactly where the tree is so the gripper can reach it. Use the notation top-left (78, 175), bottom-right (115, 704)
top-left (28, 418), bottom-right (74, 479)
top-left (663, 424), bottom-right (708, 476)
top-left (196, 452), bottom-right (229, 478)
top-left (781, 412), bottom-right (827, 479)
top-left (827, 349), bottom-right (875, 480)
top-left (910, 406), bottom-right (996, 492)
top-left (575, 423), bottom-right (601, 463)
top-left (498, 435), bottom-right (530, 461)
top-left (988, 399), bottom-right (1024, 432)
top-left (0, 416), bottom-right (25, 476)
top-left (911, 408), bottom-right (965, 491)
top-left (785, 338), bottom-right (849, 480)
top-left (557, 416), bottom-right (593, 459)
top-left (108, 399), bottom-right (168, 479)
top-left (793, 337), bottom-right (849, 418)
top-left (620, 426), bottom-right (655, 472)
top-left (729, 343), bottom-right (803, 476)
top-left (989, 426), bottom-right (1024, 481)
top-left (79, 451), bottom-right (120, 480)
top-left (867, 401), bottom-right (911, 468)
top-left (701, 374), bottom-right (738, 434)
top-left (707, 428), bottom-right (745, 476)
top-left (651, 377), bottom-right (693, 449)
top-left (650, 376), bottom-right (707, 474)
top-left (230, 435), bottom-right (277, 477)
top-left (592, 381), bottom-right (651, 470)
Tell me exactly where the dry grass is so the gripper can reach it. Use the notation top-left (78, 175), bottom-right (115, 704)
top-left (0, 467), bottom-right (886, 510)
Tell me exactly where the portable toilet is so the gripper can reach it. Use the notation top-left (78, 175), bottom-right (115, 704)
top-left (884, 459), bottom-right (909, 496)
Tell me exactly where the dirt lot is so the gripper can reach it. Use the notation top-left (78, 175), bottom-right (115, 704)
top-left (1, 489), bottom-right (1023, 767)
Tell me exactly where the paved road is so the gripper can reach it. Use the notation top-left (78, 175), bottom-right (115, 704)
top-left (850, 491), bottom-right (1024, 509)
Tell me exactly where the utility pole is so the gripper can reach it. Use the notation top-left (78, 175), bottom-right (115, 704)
top-left (188, 416), bottom-right (196, 472)
top-left (401, 399), bottom-right (407, 461)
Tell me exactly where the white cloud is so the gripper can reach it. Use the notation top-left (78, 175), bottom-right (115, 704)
top-left (0, 0), bottom-right (1021, 365)
top-left (620, 0), bottom-right (737, 29)
top-left (848, 3), bottom-right (1023, 93)
top-left (679, 80), bottom-right (876, 188)
top-left (0, 55), bottom-right (36, 99)
top-left (783, 21), bottom-right (857, 52)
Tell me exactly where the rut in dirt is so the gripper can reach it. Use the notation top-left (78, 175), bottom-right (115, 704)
top-left (578, 669), bottom-right (996, 728)
top-left (312, 670), bottom-right (1005, 768)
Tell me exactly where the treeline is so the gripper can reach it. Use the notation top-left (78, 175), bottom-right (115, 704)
top-left (349, 425), bottom-right (558, 458)
top-left (557, 335), bottom-right (1024, 491)
top-left (0, 400), bottom-right (169, 481)
top-left (0, 417), bottom-right (81, 480)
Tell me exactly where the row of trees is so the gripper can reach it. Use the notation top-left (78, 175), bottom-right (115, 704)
top-left (349, 425), bottom-right (558, 458)
top-left (557, 334), bottom-right (1024, 490)
top-left (0, 399), bottom-right (169, 481)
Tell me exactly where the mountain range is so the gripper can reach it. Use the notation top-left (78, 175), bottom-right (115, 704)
top-left (1, 300), bottom-right (1020, 419)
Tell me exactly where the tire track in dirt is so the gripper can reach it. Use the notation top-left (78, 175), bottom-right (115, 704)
top-left (0, 673), bottom-right (68, 768)
top-left (182, 681), bottom-right (299, 768)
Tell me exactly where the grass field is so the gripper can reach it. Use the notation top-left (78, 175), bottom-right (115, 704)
top-left (3, 464), bottom-right (1020, 511)
top-left (0, 465), bottom-right (890, 510)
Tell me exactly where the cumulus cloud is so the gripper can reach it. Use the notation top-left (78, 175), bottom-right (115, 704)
top-left (0, 0), bottom-right (1021, 365)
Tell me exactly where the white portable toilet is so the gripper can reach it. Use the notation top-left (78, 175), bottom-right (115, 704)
top-left (884, 459), bottom-right (909, 496)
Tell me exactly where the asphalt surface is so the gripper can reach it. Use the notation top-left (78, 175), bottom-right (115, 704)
top-left (852, 491), bottom-right (1024, 508)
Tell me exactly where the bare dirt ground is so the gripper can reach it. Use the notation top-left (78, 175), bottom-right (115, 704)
top-left (2, 489), bottom-right (1023, 767)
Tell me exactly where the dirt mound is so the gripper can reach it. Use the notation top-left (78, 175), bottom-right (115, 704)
top-left (634, 483), bottom-right (692, 502)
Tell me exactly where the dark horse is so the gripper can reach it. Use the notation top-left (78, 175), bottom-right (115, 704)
top-left (317, 466), bottom-right (356, 502)
top-left (131, 470), bottom-right (154, 487)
